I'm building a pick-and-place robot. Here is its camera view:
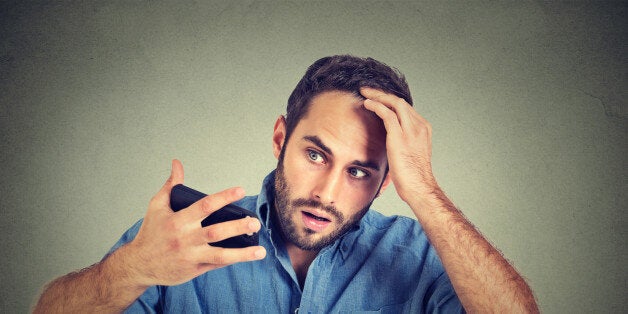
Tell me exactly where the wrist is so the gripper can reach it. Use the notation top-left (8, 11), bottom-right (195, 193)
top-left (394, 166), bottom-right (438, 206)
top-left (406, 185), bottom-right (455, 221)
top-left (103, 242), bottom-right (152, 291)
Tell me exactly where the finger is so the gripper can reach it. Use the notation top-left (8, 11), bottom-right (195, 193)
top-left (170, 159), bottom-right (185, 186)
top-left (363, 98), bottom-right (402, 138)
top-left (200, 216), bottom-right (261, 244)
top-left (361, 87), bottom-right (432, 137)
top-left (360, 87), bottom-right (418, 128)
top-left (184, 187), bottom-right (246, 223)
top-left (360, 87), bottom-right (412, 111)
top-left (196, 245), bottom-right (267, 266)
top-left (151, 159), bottom-right (185, 207)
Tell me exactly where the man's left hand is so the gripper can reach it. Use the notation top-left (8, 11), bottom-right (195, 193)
top-left (361, 87), bottom-right (437, 209)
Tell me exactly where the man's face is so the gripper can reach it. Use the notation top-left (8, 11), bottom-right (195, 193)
top-left (272, 90), bottom-right (390, 251)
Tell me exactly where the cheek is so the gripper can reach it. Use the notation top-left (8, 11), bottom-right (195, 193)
top-left (337, 181), bottom-right (379, 215)
top-left (281, 150), bottom-right (313, 193)
top-left (346, 175), bottom-right (383, 198)
top-left (346, 190), bottom-right (372, 210)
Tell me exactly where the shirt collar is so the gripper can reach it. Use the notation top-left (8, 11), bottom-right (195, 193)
top-left (255, 170), bottom-right (276, 228)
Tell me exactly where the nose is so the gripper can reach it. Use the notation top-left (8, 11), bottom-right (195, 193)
top-left (312, 168), bottom-right (343, 205)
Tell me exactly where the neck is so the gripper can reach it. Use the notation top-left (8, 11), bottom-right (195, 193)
top-left (270, 198), bottom-right (319, 288)
top-left (286, 242), bottom-right (319, 289)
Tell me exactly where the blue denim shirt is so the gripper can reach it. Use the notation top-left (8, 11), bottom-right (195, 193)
top-left (109, 171), bottom-right (463, 313)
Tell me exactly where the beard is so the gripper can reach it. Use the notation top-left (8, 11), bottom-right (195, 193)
top-left (273, 155), bottom-right (373, 251)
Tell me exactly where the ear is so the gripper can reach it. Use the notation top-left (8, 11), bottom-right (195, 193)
top-left (376, 173), bottom-right (392, 198)
top-left (272, 115), bottom-right (287, 159)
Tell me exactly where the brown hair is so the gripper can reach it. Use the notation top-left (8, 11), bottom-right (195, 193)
top-left (284, 55), bottom-right (412, 141)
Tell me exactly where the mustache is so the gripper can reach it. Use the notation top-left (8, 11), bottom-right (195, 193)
top-left (291, 198), bottom-right (344, 222)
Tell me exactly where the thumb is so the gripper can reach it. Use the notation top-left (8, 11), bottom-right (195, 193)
top-left (155, 159), bottom-right (185, 204)
top-left (169, 159), bottom-right (184, 187)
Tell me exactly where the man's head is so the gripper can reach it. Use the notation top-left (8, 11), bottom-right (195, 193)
top-left (272, 55), bottom-right (412, 251)
top-left (284, 55), bottom-right (413, 143)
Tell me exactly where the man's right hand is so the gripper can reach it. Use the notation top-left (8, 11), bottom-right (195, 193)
top-left (34, 160), bottom-right (266, 312)
top-left (125, 159), bottom-right (267, 287)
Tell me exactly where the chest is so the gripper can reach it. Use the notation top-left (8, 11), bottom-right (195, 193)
top-left (160, 243), bottom-right (433, 313)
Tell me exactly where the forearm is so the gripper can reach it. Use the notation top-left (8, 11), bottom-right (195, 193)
top-left (33, 244), bottom-right (148, 313)
top-left (33, 160), bottom-right (266, 313)
top-left (359, 87), bottom-right (538, 312)
top-left (410, 187), bottom-right (538, 313)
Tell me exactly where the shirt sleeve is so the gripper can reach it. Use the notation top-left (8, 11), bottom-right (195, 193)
top-left (103, 219), bottom-right (143, 258)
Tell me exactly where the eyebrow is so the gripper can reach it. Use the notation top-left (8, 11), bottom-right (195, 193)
top-left (303, 135), bottom-right (332, 155)
top-left (302, 135), bottom-right (381, 172)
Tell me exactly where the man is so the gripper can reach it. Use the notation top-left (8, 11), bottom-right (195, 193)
top-left (35, 55), bottom-right (538, 313)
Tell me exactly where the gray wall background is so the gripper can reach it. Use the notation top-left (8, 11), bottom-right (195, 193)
top-left (1, 1), bottom-right (626, 313)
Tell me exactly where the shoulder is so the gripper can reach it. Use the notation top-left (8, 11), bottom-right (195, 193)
top-left (338, 210), bottom-right (453, 305)
top-left (359, 210), bottom-right (425, 244)
top-left (353, 210), bottom-right (443, 268)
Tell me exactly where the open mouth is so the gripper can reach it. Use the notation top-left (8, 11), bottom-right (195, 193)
top-left (303, 211), bottom-right (330, 222)
top-left (301, 211), bottom-right (332, 232)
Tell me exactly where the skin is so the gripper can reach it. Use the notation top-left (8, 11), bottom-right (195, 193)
top-left (34, 88), bottom-right (539, 313)
top-left (359, 87), bottom-right (539, 313)
top-left (273, 89), bottom-right (538, 312)
top-left (33, 160), bottom-right (266, 313)
top-left (271, 91), bottom-right (392, 285)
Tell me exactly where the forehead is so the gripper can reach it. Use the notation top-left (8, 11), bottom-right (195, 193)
top-left (294, 90), bottom-right (387, 161)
